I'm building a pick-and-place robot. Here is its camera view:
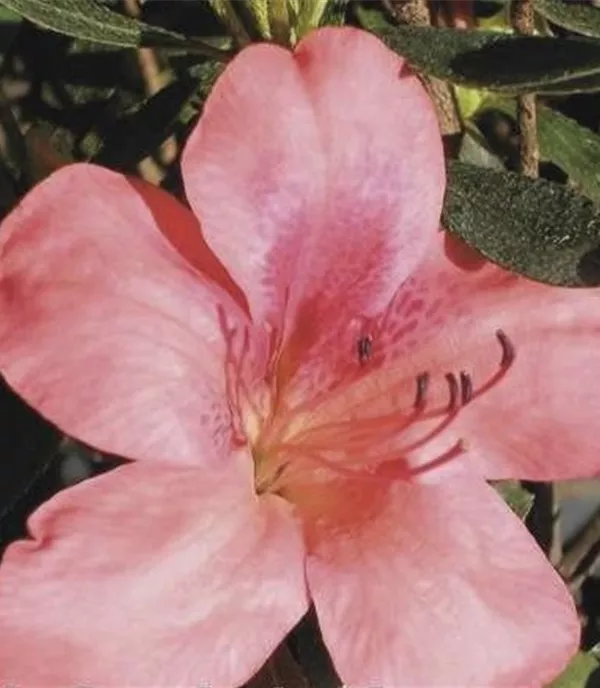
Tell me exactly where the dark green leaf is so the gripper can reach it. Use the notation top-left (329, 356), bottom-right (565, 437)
top-left (443, 161), bottom-right (600, 286)
top-left (87, 64), bottom-right (221, 167)
top-left (0, 91), bottom-right (28, 184)
top-left (0, 0), bottom-right (218, 50)
top-left (548, 651), bottom-right (600, 688)
top-left (532, 69), bottom-right (600, 95)
top-left (533, 0), bottom-right (600, 39)
top-left (459, 127), bottom-right (505, 170)
top-left (536, 105), bottom-right (600, 204)
top-left (493, 481), bottom-right (534, 521)
top-left (0, 6), bottom-right (17, 21)
top-left (0, 379), bottom-right (61, 549)
top-left (358, 5), bottom-right (600, 94)
top-left (185, 61), bottom-right (224, 121)
top-left (8, 25), bottom-right (140, 171)
top-left (487, 101), bottom-right (600, 204)
top-left (321, 0), bottom-right (348, 27)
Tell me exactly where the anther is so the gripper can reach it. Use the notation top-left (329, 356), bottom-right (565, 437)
top-left (414, 372), bottom-right (430, 409)
top-left (459, 371), bottom-right (473, 405)
top-left (357, 335), bottom-right (373, 365)
top-left (496, 329), bottom-right (515, 367)
top-left (445, 372), bottom-right (460, 411)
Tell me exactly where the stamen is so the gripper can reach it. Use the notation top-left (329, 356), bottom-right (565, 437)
top-left (387, 372), bottom-right (465, 459)
top-left (460, 371), bottom-right (473, 405)
top-left (357, 335), bottom-right (373, 365)
top-left (496, 329), bottom-right (515, 367)
top-left (266, 286), bottom-right (290, 384)
top-left (269, 438), bottom-right (467, 492)
top-left (269, 446), bottom-right (390, 491)
top-left (273, 328), bottom-right (517, 483)
top-left (277, 407), bottom-right (417, 458)
top-left (394, 406), bottom-right (460, 456)
top-left (266, 324), bottom-right (282, 378)
top-left (234, 326), bottom-right (250, 403)
top-left (463, 328), bottom-right (516, 405)
top-left (414, 372), bottom-right (430, 409)
top-left (445, 372), bottom-right (459, 411)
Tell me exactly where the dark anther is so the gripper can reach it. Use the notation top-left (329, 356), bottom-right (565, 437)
top-left (414, 372), bottom-right (430, 409)
top-left (495, 329), bottom-right (515, 367)
top-left (459, 371), bottom-right (473, 405)
top-left (445, 373), bottom-right (459, 411)
top-left (357, 335), bottom-right (373, 365)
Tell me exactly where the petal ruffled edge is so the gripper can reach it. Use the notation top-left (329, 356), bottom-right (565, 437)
top-left (305, 472), bottom-right (578, 687)
top-left (0, 451), bottom-right (309, 686)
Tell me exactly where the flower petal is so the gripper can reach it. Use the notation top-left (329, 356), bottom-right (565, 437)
top-left (0, 163), bottom-right (246, 466)
top-left (0, 453), bottom-right (308, 687)
top-left (182, 28), bottom-right (444, 399)
top-left (361, 234), bottom-right (600, 481)
top-left (305, 473), bottom-right (578, 687)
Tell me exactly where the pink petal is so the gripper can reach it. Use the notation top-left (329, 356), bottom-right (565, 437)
top-left (0, 453), bottom-right (308, 687)
top-left (182, 28), bottom-right (444, 399)
top-left (0, 163), bottom-right (246, 466)
top-left (305, 472), bottom-right (578, 687)
top-left (365, 233), bottom-right (600, 481)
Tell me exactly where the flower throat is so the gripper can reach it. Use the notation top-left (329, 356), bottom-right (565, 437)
top-left (218, 306), bottom-right (516, 496)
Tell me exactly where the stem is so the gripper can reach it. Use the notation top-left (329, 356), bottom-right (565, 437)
top-left (182, 40), bottom-right (235, 62)
top-left (385, 0), bottom-right (461, 138)
top-left (511, 0), bottom-right (539, 178)
top-left (523, 482), bottom-right (561, 564)
top-left (559, 506), bottom-right (600, 592)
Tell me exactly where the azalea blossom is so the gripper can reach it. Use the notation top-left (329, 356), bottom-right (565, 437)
top-left (0, 26), bottom-right (597, 687)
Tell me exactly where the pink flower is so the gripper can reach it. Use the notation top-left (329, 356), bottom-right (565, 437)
top-left (0, 26), bottom-right (596, 687)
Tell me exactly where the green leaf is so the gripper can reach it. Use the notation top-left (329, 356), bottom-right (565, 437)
top-left (0, 5), bottom-right (21, 58)
top-left (0, 90), bottom-right (28, 184)
top-left (459, 127), bottom-right (505, 170)
top-left (0, 6), bottom-right (18, 21)
top-left (493, 481), bottom-right (534, 521)
top-left (86, 63), bottom-right (221, 167)
top-left (531, 70), bottom-right (600, 95)
top-left (443, 161), bottom-right (600, 286)
top-left (246, 0), bottom-right (271, 38)
top-left (547, 651), bottom-right (600, 688)
top-left (0, 379), bottom-right (62, 548)
top-left (207, 0), bottom-right (251, 46)
top-left (358, 5), bottom-right (600, 94)
top-left (486, 100), bottom-right (600, 204)
top-left (537, 105), bottom-right (600, 204)
top-left (0, 0), bottom-right (219, 51)
top-left (321, 0), bottom-right (347, 27)
top-left (533, 0), bottom-right (600, 39)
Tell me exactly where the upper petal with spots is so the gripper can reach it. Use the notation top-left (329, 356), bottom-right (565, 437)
top-left (182, 27), bottom-right (445, 405)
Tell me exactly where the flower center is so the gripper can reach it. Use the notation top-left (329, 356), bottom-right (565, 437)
top-left (219, 306), bottom-right (515, 499)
